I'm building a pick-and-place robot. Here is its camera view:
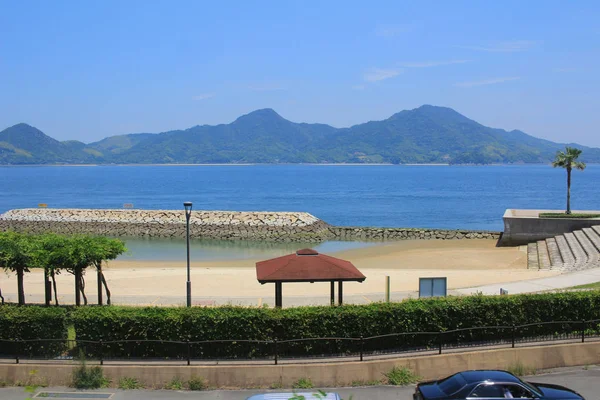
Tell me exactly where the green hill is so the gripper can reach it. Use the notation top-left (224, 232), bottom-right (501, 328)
top-left (1, 106), bottom-right (599, 164)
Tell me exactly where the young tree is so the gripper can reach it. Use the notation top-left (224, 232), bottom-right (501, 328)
top-left (87, 236), bottom-right (126, 305)
top-left (552, 147), bottom-right (586, 214)
top-left (30, 233), bottom-right (71, 306)
top-left (0, 232), bottom-right (35, 305)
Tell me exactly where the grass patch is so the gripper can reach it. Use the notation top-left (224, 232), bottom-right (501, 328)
top-left (292, 377), bottom-right (314, 389)
top-left (507, 361), bottom-right (537, 377)
top-left (269, 381), bottom-right (283, 390)
top-left (0, 380), bottom-right (6, 387)
top-left (164, 377), bottom-right (185, 390)
top-left (570, 281), bottom-right (600, 290)
top-left (539, 213), bottom-right (600, 219)
top-left (384, 367), bottom-right (420, 386)
top-left (118, 377), bottom-right (143, 390)
top-left (72, 364), bottom-right (109, 389)
top-left (188, 377), bottom-right (208, 391)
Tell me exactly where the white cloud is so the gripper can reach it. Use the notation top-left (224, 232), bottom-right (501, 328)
top-left (363, 68), bottom-right (403, 82)
top-left (192, 93), bottom-right (215, 101)
top-left (351, 84), bottom-right (366, 90)
top-left (454, 77), bottom-right (521, 87)
top-left (457, 40), bottom-right (538, 52)
top-left (374, 23), bottom-right (416, 38)
top-left (398, 60), bottom-right (471, 68)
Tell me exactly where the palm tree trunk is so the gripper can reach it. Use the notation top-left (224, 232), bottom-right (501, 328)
top-left (17, 267), bottom-right (25, 305)
top-left (567, 166), bottom-right (572, 214)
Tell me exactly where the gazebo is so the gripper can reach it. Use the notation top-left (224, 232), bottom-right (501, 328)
top-left (255, 248), bottom-right (366, 308)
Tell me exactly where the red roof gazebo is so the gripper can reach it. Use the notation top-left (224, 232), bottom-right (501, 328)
top-left (256, 248), bottom-right (366, 308)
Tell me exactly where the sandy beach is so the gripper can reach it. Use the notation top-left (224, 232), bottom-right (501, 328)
top-left (0, 239), bottom-right (558, 306)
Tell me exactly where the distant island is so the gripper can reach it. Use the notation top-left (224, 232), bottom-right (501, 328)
top-left (1, 105), bottom-right (599, 165)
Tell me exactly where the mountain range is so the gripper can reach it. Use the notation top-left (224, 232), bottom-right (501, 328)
top-left (1, 105), bottom-right (599, 165)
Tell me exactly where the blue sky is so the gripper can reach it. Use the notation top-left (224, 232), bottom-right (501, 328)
top-left (1, 0), bottom-right (599, 146)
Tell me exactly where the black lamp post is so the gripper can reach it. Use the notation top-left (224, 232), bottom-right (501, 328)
top-left (184, 201), bottom-right (193, 307)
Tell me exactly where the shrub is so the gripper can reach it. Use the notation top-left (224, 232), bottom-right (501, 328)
top-left (292, 377), bottom-right (313, 389)
top-left (187, 376), bottom-right (208, 391)
top-left (72, 364), bottom-right (109, 389)
top-left (507, 361), bottom-right (536, 377)
top-left (0, 306), bottom-right (68, 358)
top-left (384, 366), bottom-right (420, 386)
top-left (165, 377), bottom-right (184, 390)
top-left (118, 377), bottom-right (143, 390)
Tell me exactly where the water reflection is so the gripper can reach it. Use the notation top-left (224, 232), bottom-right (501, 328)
top-left (116, 237), bottom-right (379, 261)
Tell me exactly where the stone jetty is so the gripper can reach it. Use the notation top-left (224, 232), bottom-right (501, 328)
top-left (0, 208), bottom-right (500, 242)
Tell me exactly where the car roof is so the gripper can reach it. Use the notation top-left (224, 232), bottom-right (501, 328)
top-left (457, 370), bottom-right (520, 384)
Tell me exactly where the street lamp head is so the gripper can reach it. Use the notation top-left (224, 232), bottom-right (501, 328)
top-left (183, 201), bottom-right (193, 216)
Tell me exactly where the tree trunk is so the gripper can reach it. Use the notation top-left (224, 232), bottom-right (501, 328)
top-left (51, 270), bottom-right (59, 306)
top-left (80, 274), bottom-right (88, 305)
top-left (97, 263), bottom-right (103, 305)
top-left (44, 267), bottom-right (52, 307)
top-left (75, 270), bottom-right (81, 306)
top-left (100, 271), bottom-right (111, 305)
top-left (567, 166), bottom-right (572, 214)
top-left (17, 267), bottom-right (25, 305)
top-left (0, 286), bottom-right (4, 305)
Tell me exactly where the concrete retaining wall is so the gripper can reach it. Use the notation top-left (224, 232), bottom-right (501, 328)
top-left (500, 209), bottom-right (600, 246)
top-left (0, 208), bottom-right (501, 242)
top-left (1, 341), bottom-right (598, 389)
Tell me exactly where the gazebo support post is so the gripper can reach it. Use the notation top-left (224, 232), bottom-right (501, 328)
top-left (275, 282), bottom-right (282, 308)
top-left (338, 281), bottom-right (343, 305)
top-left (330, 281), bottom-right (335, 306)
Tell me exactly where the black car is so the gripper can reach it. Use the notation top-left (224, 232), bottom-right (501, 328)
top-left (413, 370), bottom-right (584, 399)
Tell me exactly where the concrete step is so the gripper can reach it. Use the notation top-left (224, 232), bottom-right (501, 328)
top-left (564, 232), bottom-right (587, 263)
top-left (583, 227), bottom-right (600, 253)
top-left (545, 237), bottom-right (563, 267)
top-left (555, 235), bottom-right (575, 266)
top-left (537, 240), bottom-right (551, 269)
top-left (527, 243), bottom-right (539, 270)
top-left (574, 230), bottom-right (599, 262)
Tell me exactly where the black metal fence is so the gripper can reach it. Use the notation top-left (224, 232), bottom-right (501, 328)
top-left (1, 319), bottom-right (599, 365)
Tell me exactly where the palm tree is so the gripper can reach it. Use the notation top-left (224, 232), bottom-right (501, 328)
top-left (552, 147), bottom-right (586, 214)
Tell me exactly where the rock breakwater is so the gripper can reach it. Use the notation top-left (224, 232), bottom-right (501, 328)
top-left (0, 208), bottom-right (501, 242)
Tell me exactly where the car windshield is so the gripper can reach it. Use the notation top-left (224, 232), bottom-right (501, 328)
top-left (438, 373), bottom-right (468, 395)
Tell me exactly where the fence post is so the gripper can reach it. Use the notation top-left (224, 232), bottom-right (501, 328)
top-left (15, 340), bottom-right (20, 364)
top-left (438, 331), bottom-right (443, 355)
top-left (274, 339), bottom-right (278, 365)
top-left (582, 320), bottom-right (586, 343)
top-left (186, 339), bottom-right (191, 366)
top-left (99, 339), bottom-right (103, 365)
top-left (360, 336), bottom-right (364, 362)
top-left (512, 325), bottom-right (516, 348)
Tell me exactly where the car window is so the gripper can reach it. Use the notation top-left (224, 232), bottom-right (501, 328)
top-left (438, 374), bottom-right (468, 395)
top-left (469, 383), bottom-right (503, 397)
top-left (502, 384), bottom-right (533, 398)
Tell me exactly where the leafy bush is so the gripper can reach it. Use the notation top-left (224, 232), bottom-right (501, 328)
top-left (69, 291), bottom-right (600, 359)
top-left (72, 364), bottom-right (109, 389)
top-left (118, 377), bottom-right (143, 390)
top-left (0, 306), bottom-right (68, 357)
top-left (292, 377), bottom-right (314, 389)
top-left (384, 367), bottom-right (420, 385)
top-left (165, 377), bottom-right (184, 390)
top-left (187, 377), bottom-right (208, 391)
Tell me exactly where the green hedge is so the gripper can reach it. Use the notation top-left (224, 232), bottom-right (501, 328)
top-left (0, 306), bottom-right (68, 357)
top-left (70, 291), bottom-right (600, 359)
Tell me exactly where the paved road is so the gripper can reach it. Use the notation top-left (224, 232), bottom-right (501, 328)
top-left (1, 366), bottom-right (598, 399)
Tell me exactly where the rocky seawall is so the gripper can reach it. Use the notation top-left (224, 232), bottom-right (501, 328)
top-left (0, 208), bottom-right (501, 242)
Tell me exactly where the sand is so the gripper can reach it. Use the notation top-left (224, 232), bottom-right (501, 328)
top-left (0, 239), bottom-right (558, 305)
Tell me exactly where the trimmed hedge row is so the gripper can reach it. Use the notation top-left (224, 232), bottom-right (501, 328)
top-left (2, 291), bottom-right (600, 359)
top-left (70, 291), bottom-right (600, 359)
top-left (0, 305), bottom-right (68, 357)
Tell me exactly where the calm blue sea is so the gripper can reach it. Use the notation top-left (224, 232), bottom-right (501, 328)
top-left (1, 165), bottom-right (598, 232)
